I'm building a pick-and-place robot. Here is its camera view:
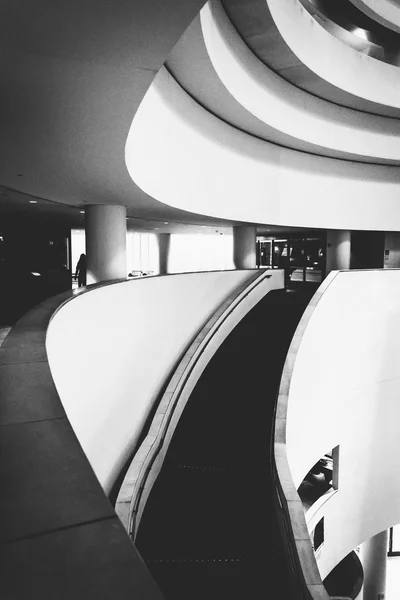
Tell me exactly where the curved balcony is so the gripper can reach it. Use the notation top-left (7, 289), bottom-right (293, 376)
top-left (267, 0), bottom-right (400, 108)
top-left (126, 67), bottom-right (400, 231)
top-left (200, 0), bottom-right (400, 163)
top-left (274, 268), bottom-right (400, 597)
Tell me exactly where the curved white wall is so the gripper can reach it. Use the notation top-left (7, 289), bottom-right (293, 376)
top-left (285, 269), bottom-right (400, 578)
top-left (126, 67), bottom-right (400, 231)
top-left (46, 271), bottom-right (260, 493)
top-left (201, 1), bottom-right (400, 162)
top-left (267, 0), bottom-right (400, 108)
top-left (349, 0), bottom-right (400, 34)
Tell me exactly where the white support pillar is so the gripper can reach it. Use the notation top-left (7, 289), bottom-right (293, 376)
top-left (360, 530), bottom-right (388, 600)
top-left (157, 233), bottom-right (171, 275)
top-left (85, 204), bottom-right (127, 284)
top-left (233, 226), bottom-right (256, 269)
top-left (326, 230), bottom-right (351, 275)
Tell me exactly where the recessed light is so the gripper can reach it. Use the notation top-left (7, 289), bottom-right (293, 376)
top-left (80, 210), bottom-right (85, 214)
top-left (164, 222), bottom-right (169, 225)
top-left (29, 200), bottom-right (37, 204)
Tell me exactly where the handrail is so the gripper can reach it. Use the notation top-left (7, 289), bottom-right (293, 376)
top-left (115, 269), bottom-right (282, 537)
top-left (272, 272), bottom-right (342, 600)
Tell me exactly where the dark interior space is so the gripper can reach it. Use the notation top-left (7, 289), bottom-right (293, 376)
top-left (135, 287), bottom-right (316, 600)
top-left (0, 219), bottom-right (71, 325)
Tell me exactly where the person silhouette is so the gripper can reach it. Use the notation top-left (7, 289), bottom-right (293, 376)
top-left (75, 253), bottom-right (87, 287)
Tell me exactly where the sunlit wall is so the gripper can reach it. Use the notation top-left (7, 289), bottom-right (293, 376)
top-left (72, 230), bottom-right (234, 276)
top-left (169, 233), bottom-right (234, 273)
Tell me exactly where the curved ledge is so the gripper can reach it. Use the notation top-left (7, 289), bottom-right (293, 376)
top-left (115, 269), bottom-right (284, 537)
top-left (275, 268), bottom-right (400, 591)
top-left (126, 67), bottom-right (400, 231)
top-left (267, 0), bottom-right (400, 108)
top-left (201, 0), bottom-right (400, 162)
top-left (349, 0), bottom-right (400, 35)
top-left (0, 285), bottom-right (162, 599)
top-left (305, 488), bottom-right (338, 535)
top-left (274, 275), bottom-right (335, 600)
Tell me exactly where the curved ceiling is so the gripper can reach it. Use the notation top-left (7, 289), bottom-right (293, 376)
top-left (197, 1), bottom-right (400, 163)
top-left (221, 0), bottom-right (400, 117)
top-left (349, 0), bottom-right (400, 34)
top-left (267, 0), bottom-right (400, 109)
top-left (126, 67), bottom-right (400, 232)
top-left (0, 0), bottom-right (242, 231)
top-left (2, 0), bottom-right (400, 234)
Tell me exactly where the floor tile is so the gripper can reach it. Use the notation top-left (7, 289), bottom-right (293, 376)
top-left (0, 517), bottom-right (163, 600)
top-left (0, 361), bottom-right (64, 424)
top-left (0, 418), bottom-right (114, 541)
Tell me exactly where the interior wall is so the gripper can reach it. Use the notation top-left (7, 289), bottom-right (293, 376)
top-left (46, 270), bottom-right (280, 494)
top-left (285, 270), bottom-right (400, 578)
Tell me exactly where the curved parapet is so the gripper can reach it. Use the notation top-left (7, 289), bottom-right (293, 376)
top-left (126, 67), bottom-right (400, 231)
top-left (47, 270), bottom-right (276, 494)
top-left (266, 0), bottom-right (400, 108)
top-left (0, 288), bottom-right (163, 599)
top-left (200, 0), bottom-right (400, 163)
top-left (115, 269), bottom-right (284, 537)
top-left (349, 0), bottom-right (400, 35)
top-left (274, 269), bottom-right (400, 595)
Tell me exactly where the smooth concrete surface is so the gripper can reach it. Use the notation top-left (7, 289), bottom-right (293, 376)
top-left (46, 270), bottom-right (262, 494)
top-left (200, 1), bottom-right (400, 163)
top-left (267, 0), bottom-right (400, 108)
top-left (126, 67), bottom-right (400, 231)
top-left (360, 530), bottom-right (388, 600)
top-left (233, 226), bottom-right (256, 269)
top-left (0, 289), bottom-right (163, 599)
top-left (85, 204), bottom-right (127, 284)
top-left (274, 272), bottom-right (339, 600)
top-left (326, 231), bottom-right (351, 275)
top-left (277, 269), bottom-right (400, 581)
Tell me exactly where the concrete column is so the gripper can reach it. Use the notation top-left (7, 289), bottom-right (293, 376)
top-left (233, 226), bottom-right (256, 269)
top-left (85, 204), bottom-right (127, 284)
top-left (360, 529), bottom-right (388, 600)
top-left (157, 233), bottom-right (171, 275)
top-left (326, 230), bottom-right (351, 275)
